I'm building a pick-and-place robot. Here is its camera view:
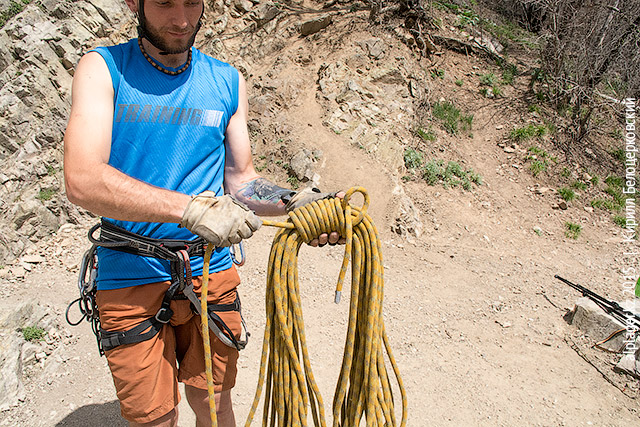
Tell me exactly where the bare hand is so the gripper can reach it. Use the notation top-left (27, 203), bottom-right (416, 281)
top-left (307, 191), bottom-right (346, 247)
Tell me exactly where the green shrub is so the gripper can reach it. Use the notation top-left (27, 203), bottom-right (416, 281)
top-left (404, 148), bottom-right (424, 170)
top-left (432, 101), bottom-right (461, 134)
top-left (479, 73), bottom-right (497, 86)
top-left (22, 326), bottom-right (45, 342)
top-left (501, 64), bottom-right (517, 85)
top-left (431, 68), bottom-right (445, 79)
top-left (509, 124), bottom-right (547, 142)
top-left (422, 160), bottom-right (442, 185)
top-left (36, 188), bottom-right (56, 201)
top-left (432, 101), bottom-right (473, 135)
top-left (565, 222), bottom-right (582, 239)
top-left (529, 160), bottom-right (546, 176)
top-left (420, 159), bottom-right (482, 191)
top-left (604, 175), bottom-right (624, 188)
top-left (558, 187), bottom-right (576, 201)
top-left (571, 181), bottom-right (588, 190)
top-left (613, 215), bottom-right (627, 228)
top-left (415, 127), bottom-right (436, 142)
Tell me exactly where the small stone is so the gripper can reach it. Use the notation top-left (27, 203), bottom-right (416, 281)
top-left (496, 320), bottom-right (512, 328)
top-left (11, 266), bottom-right (26, 278)
top-left (503, 147), bottom-right (515, 153)
top-left (584, 206), bottom-right (594, 213)
top-left (22, 255), bottom-right (45, 264)
top-left (558, 201), bottom-right (568, 210)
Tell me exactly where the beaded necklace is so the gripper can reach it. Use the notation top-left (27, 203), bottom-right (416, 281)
top-left (137, 38), bottom-right (192, 76)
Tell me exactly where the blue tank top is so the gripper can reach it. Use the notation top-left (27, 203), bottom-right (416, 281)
top-left (92, 39), bottom-right (238, 290)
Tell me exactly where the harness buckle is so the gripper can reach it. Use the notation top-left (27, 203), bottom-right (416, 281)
top-left (155, 306), bottom-right (174, 323)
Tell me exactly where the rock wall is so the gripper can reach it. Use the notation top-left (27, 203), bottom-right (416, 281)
top-left (0, 0), bottom-right (424, 265)
top-left (0, 0), bottom-right (130, 263)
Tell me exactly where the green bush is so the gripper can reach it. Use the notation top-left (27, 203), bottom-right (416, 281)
top-left (432, 101), bottom-right (461, 134)
top-left (565, 222), bottom-right (582, 239)
top-left (509, 124), bottom-right (547, 142)
top-left (36, 188), bottom-right (56, 201)
top-left (558, 187), bottom-right (576, 201)
top-left (432, 101), bottom-right (473, 135)
top-left (404, 148), bottom-right (424, 170)
top-left (613, 215), bottom-right (627, 228)
top-left (415, 127), bottom-right (436, 142)
top-left (22, 326), bottom-right (45, 342)
top-left (420, 159), bottom-right (482, 191)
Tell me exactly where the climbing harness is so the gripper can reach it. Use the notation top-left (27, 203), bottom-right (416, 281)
top-left (66, 220), bottom-right (249, 355)
top-left (201, 187), bottom-right (407, 426)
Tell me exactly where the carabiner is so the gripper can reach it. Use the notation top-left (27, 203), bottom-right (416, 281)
top-left (229, 241), bottom-right (245, 267)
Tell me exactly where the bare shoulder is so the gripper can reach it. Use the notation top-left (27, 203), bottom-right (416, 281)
top-left (71, 51), bottom-right (112, 97)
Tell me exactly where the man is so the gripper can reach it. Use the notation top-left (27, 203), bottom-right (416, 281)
top-left (63, 0), bottom-right (340, 425)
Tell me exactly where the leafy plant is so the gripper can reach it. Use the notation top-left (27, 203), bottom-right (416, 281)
top-left (591, 199), bottom-right (615, 211)
top-left (455, 79), bottom-right (464, 86)
top-left (430, 68), bottom-right (445, 79)
top-left (570, 181), bottom-right (588, 191)
top-left (525, 146), bottom-right (556, 177)
top-left (415, 127), bottom-right (436, 142)
top-left (565, 222), bottom-right (582, 239)
top-left (404, 148), bottom-right (424, 170)
top-left (529, 160), bottom-right (546, 176)
top-left (22, 326), bottom-right (45, 342)
top-left (36, 188), bottom-right (56, 201)
top-left (613, 215), bottom-right (627, 228)
top-left (479, 73), bottom-right (497, 86)
top-left (420, 159), bottom-right (482, 191)
top-left (609, 148), bottom-right (625, 162)
top-left (432, 101), bottom-right (472, 135)
top-left (509, 124), bottom-right (547, 142)
top-left (286, 176), bottom-right (300, 190)
top-left (501, 63), bottom-right (518, 85)
top-left (558, 187), bottom-right (576, 201)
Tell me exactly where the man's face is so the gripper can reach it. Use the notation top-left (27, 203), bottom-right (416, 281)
top-left (137, 0), bottom-right (203, 54)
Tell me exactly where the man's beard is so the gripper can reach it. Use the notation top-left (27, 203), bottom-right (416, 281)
top-left (141, 21), bottom-right (200, 55)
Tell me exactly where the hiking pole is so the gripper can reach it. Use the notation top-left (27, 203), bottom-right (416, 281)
top-left (554, 275), bottom-right (640, 330)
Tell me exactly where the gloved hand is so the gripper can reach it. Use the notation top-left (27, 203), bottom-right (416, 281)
top-left (285, 187), bottom-right (337, 212)
top-left (180, 192), bottom-right (262, 247)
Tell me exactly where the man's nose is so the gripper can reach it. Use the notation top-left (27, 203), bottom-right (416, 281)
top-left (171, 4), bottom-right (189, 28)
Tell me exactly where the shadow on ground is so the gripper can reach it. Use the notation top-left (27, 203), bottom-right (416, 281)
top-left (55, 400), bottom-right (126, 426)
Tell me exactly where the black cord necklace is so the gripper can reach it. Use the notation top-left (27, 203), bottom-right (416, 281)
top-left (138, 38), bottom-right (192, 76)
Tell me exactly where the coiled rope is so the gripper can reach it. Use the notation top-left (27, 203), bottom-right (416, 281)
top-left (201, 186), bottom-right (407, 426)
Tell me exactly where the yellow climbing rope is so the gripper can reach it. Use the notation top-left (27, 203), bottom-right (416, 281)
top-left (201, 244), bottom-right (218, 426)
top-left (201, 187), bottom-right (407, 426)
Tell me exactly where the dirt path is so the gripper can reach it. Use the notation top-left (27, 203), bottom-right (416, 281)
top-left (2, 12), bottom-right (639, 426)
top-left (4, 97), bottom-right (639, 426)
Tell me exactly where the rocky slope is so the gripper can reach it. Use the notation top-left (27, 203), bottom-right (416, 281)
top-left (1, 0), bottom-right (639, 426)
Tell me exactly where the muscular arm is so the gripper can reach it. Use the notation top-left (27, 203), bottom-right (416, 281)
top-left (224, 72), bottom-right (343, 245)
top-left (63, 52), bottom-right (190, 222)
top-left (223, 73), bottom-right (293, 217)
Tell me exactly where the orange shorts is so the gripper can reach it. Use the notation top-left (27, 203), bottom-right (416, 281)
top-left (96, 267), bottom-right (242, 424)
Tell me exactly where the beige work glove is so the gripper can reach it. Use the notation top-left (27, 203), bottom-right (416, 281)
top-left (285, 187), bottom-right (337, 212)
top-left (180, 192), bottom-right (262, 247)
